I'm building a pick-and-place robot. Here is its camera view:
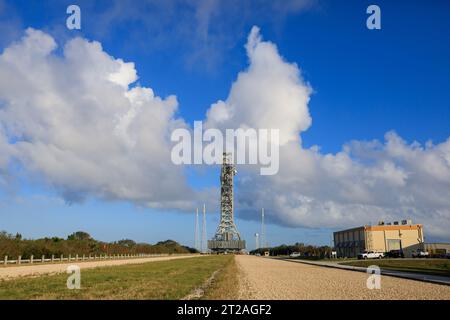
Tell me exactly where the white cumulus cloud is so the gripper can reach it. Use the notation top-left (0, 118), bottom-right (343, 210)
top-left (0, 28), bottom-right (193, 208)
top-left (1, 27), bottom-right (450, 241)
top-left (205, 27), bottom-right (450, 240)
top-left (206, 26), bottom-right (312, 145)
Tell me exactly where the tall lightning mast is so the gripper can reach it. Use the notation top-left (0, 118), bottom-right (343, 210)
top-left (202, 203), bottom-right (207, 253)
top-left (261, 208), bottom-right (266, 248)
top-left (195, 208), bottom-right (200, 251)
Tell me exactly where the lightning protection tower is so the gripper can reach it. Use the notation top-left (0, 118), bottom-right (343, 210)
top-left (201, 204), bottom-right (207, 253)
top-left (261, 208), bottom-right (266, 248)
top-left (194, 208), bottom-right (200, 252)
top-left (208, 153), bottom-right (246, 252)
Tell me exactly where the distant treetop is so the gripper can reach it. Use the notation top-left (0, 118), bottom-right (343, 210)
top-left (67, 231), bottom-right (92, 241)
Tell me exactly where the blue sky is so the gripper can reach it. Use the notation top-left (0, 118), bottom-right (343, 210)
top-left (0, 0), bottom-right (449, 248)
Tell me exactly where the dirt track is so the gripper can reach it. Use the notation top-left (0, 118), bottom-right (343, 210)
top-left (236, 255), bottom-right (450, 300)
top-left (0, 255), bottom-right (198, 281)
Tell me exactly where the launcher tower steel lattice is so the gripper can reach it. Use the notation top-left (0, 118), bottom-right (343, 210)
top-left (208, 153), bottom-right (246, 252)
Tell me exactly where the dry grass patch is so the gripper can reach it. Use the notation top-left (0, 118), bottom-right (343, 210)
top-left (202, 254), bottom-right (239, 300)
top-left (0, 255), bottom-right (232, 300)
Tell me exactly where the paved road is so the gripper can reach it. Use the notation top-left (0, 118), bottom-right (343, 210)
top-left (0, 255), bottom-right (198, 281)
top-left (236, 255), bottom-right (450, 300)
top-left (286, 258), bottom-right (450, 286)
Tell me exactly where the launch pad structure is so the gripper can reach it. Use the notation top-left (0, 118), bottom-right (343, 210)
top-left (208, 153), bottom-right (246, 252)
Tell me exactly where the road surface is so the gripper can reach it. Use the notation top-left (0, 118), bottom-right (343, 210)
top-left (236, 255), bottom-right (450, 300)
top-left (0, 255), bottom-right (198, 281)
top-left (289, 258), bottom-right (450, 285)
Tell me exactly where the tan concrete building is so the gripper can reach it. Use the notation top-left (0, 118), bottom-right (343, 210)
top-left (333, 221), bottom-right (424, 258)
top-left (424, 243), bottom-right (450, 255)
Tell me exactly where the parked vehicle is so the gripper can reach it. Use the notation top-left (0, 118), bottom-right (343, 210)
top-left (289, 252), bottom-right (301, 258)
top-left (357, 251), bottom-right (384, 259)
top-left (412, 249), bottom-right (430, 258)
top-left (385, 250), bottom-right (404, 258)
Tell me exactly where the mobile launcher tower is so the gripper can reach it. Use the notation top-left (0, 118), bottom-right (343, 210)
top-left (208, 153), bottom-right (246, 252)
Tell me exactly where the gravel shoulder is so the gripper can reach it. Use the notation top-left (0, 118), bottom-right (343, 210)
top-left (236, 255), bottom-right (450, 300)
top-left (0, 255), bottom-right (198, 281)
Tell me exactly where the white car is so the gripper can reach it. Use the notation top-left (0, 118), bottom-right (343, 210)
top-left (412, 250), bottom-right (429, 258)
top-left (357, 251), bottom-right (384, 259)
top-left (289, 252), bottom-right (301, 258)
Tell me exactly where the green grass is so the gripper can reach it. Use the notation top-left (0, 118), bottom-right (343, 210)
top-left (340, 259), bottom-right (450, 277)
top-left (0, 255), bottom-right (232, 299)
top-left (202, 254), bottom-right (238, 300)
top-left (295, 257), bottom-right (357, 261)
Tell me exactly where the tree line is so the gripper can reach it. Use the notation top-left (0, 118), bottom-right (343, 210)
top-left (250, 242), bottom-right (332, 259)
top-left (0, 230), bottom-right (197, 259)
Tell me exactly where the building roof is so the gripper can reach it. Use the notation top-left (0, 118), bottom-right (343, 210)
top-left (334, 224), bottom-right (423, 234)
top-left (333, 226), bottom-right (365, 234)
top-left (365, 224), bottom-right (422, 231)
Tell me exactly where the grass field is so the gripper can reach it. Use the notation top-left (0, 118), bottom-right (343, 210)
top-left (202, 254), bottom-right (238, 300)
top-left (0, 255), bottom-right (233, 299)
top-left (341, 259), bottom-right (450, 277)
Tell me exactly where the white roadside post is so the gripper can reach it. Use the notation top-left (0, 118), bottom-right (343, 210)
top-left (30, 255), bottom-right (34, 264)
top-left (4, 255), bottom-right (7, 266)
top-left (18, 255), bottom-right (21, 265)
top-left (41, 255), bottom-right (45, 263)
